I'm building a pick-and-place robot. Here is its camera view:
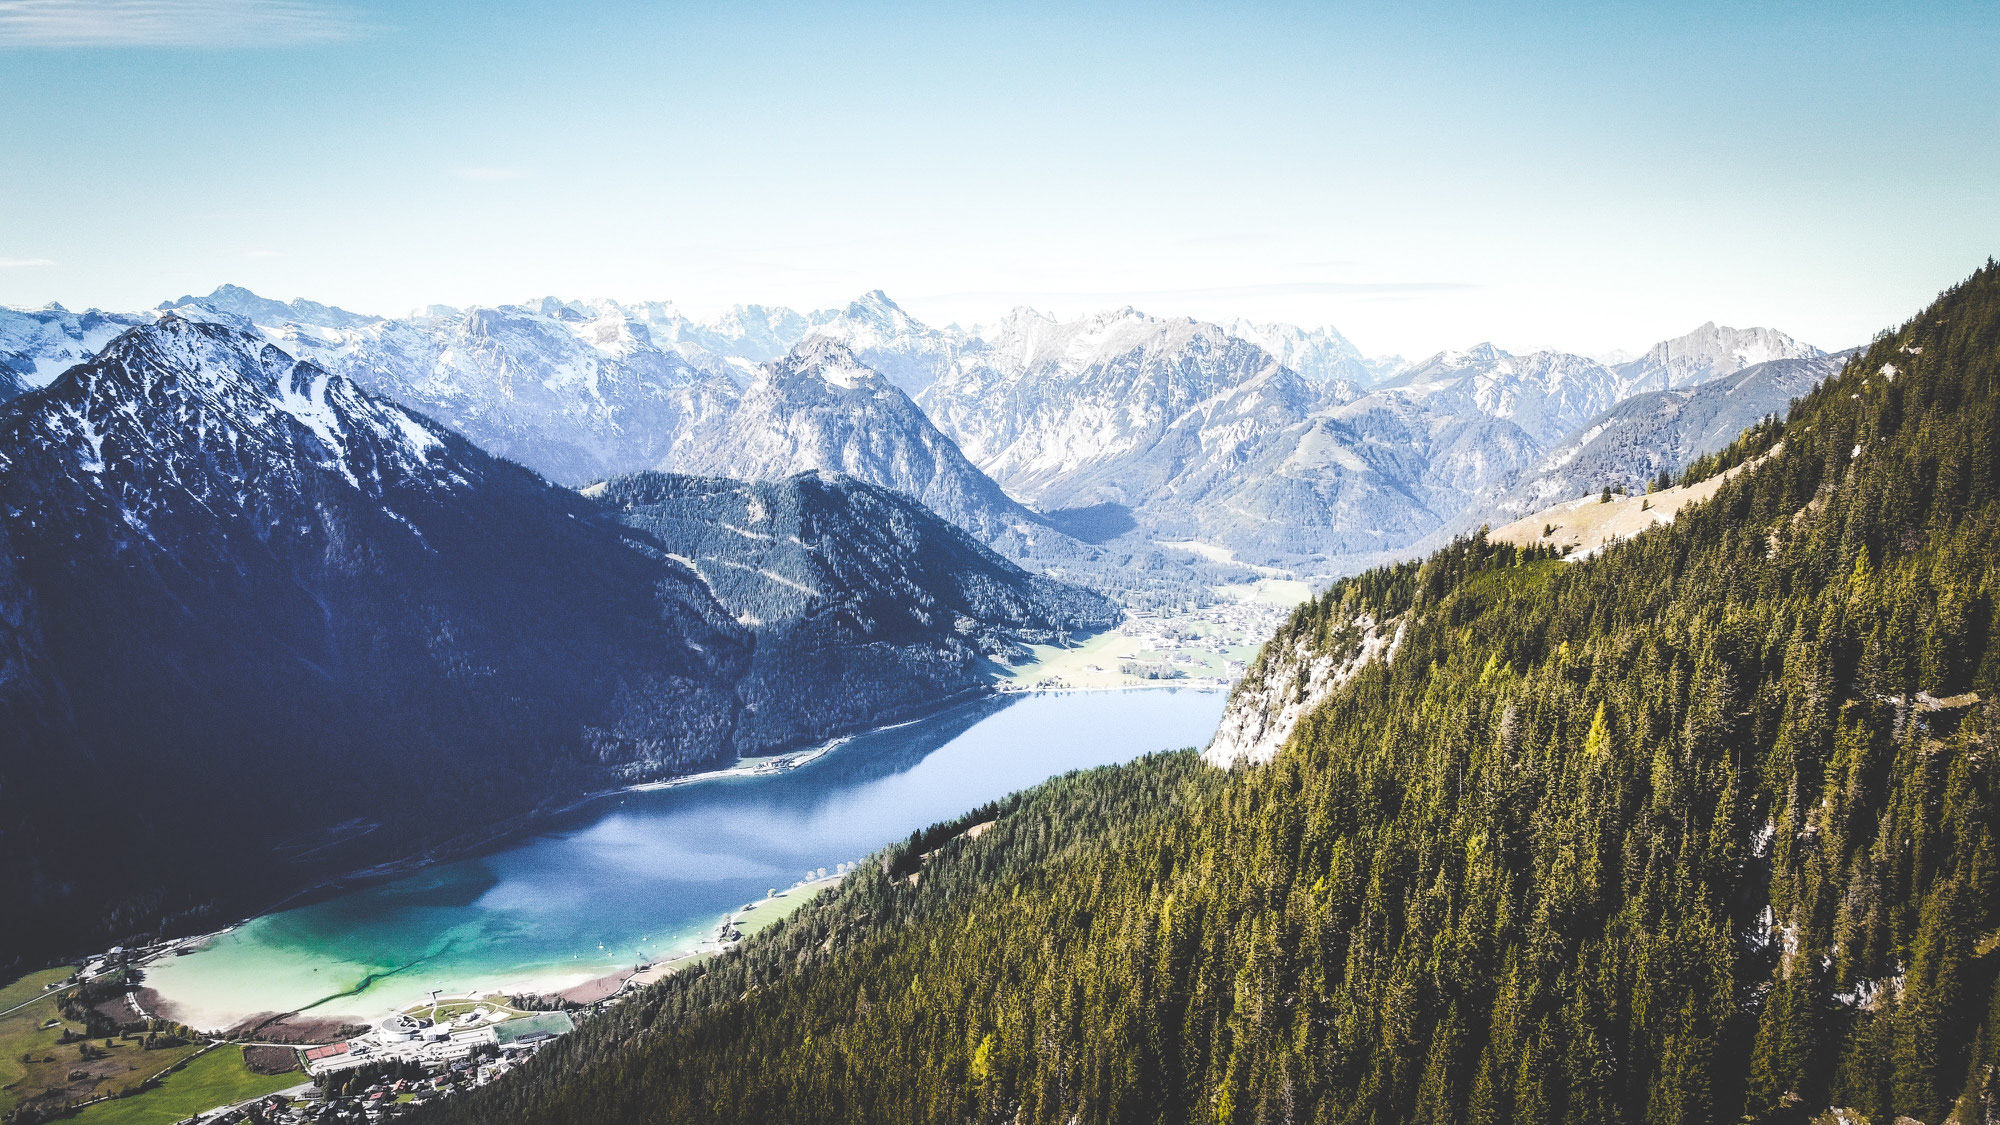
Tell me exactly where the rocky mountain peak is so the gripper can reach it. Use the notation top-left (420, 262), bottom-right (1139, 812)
top-left (5, 315), bottom-right (464, 507)
top-left (163, 283), bottom-right (381, 330)
top-left (770, 336), bottom-right (887, 391)
top-left (1618, 322), bottom-right (1823, 391)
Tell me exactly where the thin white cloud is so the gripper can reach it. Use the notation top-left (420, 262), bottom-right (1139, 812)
top-left (0, 257), bottom-right (56, 267)
top-left (456, 166), bottom-right (529, 182)
top-left (242, 249), bottom-right (285, 259)
top-left (0, 0), bottom-right (365, 48)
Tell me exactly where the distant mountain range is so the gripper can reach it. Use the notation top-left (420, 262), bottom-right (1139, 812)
top-left (1470, 350), bottom-right (1851, 527)
top-left (662, 337), bottom-right (1062, 556)
top-left (0, 318), bottom-right (1109, 965)
top-left (0, 285), bottom-right (1832, 575)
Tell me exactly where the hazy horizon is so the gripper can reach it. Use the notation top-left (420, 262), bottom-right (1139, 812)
top-left (3, 0), bottom-right (1996, 358)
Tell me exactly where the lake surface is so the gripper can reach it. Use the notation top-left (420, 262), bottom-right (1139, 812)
top-left (145, 689), bottom-right (1225, 1029)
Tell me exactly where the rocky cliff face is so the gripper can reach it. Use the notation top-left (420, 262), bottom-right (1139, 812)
top-left (1204, 612), bottom-right (1404, 766)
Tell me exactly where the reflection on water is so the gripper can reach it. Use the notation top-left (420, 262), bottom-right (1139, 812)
top-left (146, 690), bottom-right (1225, 1027)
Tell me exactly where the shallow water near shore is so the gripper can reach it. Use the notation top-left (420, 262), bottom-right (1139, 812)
top-left (144, 689), bottom-right (1225, 1029)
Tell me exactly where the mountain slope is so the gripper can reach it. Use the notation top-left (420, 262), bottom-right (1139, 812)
top-left (0, 317), bottom-right (752, 964)
top-left (424, 263), bottom-right (2000, 1125)
top-left (1612, 320), bottom-right (1825, 392)
top-left (0, 302), bottom-right (150, 403)
top-left (665, 338), bottom-right (1071, 559)
top-left (597, 470), bottom-right (1120, 751)
top-left (1473, 350), bottom-right (1850, 525)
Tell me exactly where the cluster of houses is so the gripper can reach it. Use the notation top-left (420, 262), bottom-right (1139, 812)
top-left (301, 1009), bottom-right (574, 1082)
top-left (1104, 597), bottom-right (1287, 686)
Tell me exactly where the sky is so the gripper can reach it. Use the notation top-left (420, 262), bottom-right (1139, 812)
top-left (0, 0), bottom-right (1995, 359)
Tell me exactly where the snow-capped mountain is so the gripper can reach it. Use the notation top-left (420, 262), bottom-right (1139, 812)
top-left (801, 289), bottom-right (970, 395)
top-left (919, 306), bottom-right (1353, 508)
top-left (1226, 319), bottom-right (1404, 387)
top-left (631, 301), bottom-right (810, 378)
top-left (1612, 322), bottom-right (1824, 393)
top-left (0, 302), bottom-right (152, 401)
top-left (665, 337), bottom-right (1066, 558)
top-left (159, 282), bottom-right (383, 330)
top-left (911, 306), bottom-right (1536, 564)
top-left (161, 289), bottom-right (745, 487)
top-left (1471, 350), bottom-right (1849, 525)
top-left (1366, 344), bottom-right (1630, 445)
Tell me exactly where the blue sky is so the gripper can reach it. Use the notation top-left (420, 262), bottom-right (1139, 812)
top-left (1, 0), bottom-right (1995, 357)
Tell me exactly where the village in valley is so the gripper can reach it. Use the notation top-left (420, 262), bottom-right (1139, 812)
top-left (995, 576), bottom-right (1313, 692)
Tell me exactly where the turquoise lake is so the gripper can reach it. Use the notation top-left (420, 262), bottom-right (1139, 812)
top-left (145, 689), bottom-right (1225, 1029)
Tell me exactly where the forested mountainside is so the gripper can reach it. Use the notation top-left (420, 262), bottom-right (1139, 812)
top-left (593, 469), bottom-right (1119, 752)
top-left (0, 321), bottom-right (1118, 971)
top-left (425, 263), bottom-right (2000, 1125)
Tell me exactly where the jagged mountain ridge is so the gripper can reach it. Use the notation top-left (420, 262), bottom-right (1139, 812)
top-left (5, 286), bottom-right (1826, 570)
top-left (663, 337), bottom-right (1084, 564)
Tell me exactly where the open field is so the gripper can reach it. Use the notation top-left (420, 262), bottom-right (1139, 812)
top-left (0, 967), bottom-right (206, 1121)
top-left (70, 1047), bottom-right (300, 1125)
top-left (0, 966), bottom-right (75, 1016)
top-left (732, 874), bottom-right (841, 939)
top-left (398, 995), bottom-right (534, 1025)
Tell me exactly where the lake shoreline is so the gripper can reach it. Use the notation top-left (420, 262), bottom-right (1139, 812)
top-left (136, 685), bottom-right (1010, 1007)
top-left (135, 688), bottom-right (1226, 1035)
top-left (549, 872), bottom-right (849, 1006)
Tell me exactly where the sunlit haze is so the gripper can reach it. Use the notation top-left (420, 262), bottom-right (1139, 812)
top-left (3, 0), bottom-right (1996, 357)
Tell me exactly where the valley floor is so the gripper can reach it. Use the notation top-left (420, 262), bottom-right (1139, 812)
top-left (993, 576), bottom-right (1312, 690)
